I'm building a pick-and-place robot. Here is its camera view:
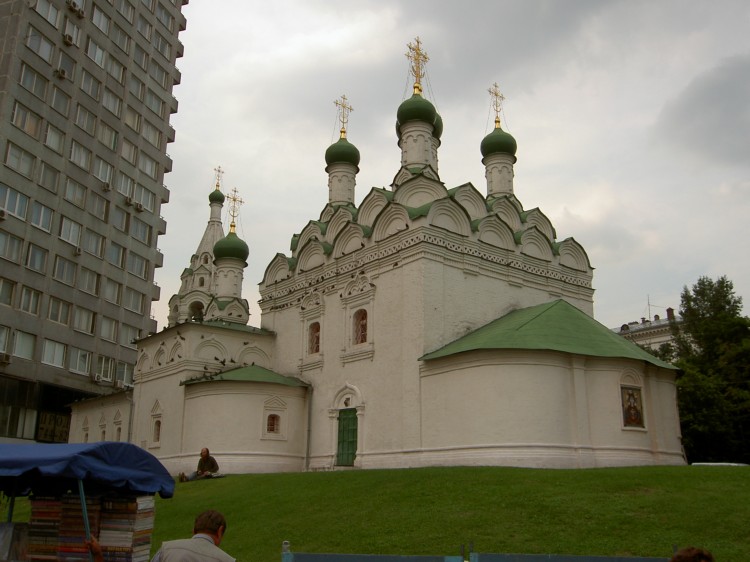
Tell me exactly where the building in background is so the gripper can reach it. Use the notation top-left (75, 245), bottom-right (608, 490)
top-left (615, 307), bottom-right (681, 353)
top-left (0, 0), bottom-right (187, 443)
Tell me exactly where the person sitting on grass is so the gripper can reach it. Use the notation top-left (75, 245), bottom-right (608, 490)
top-left (179, 447), bottom-right (220, 482)
top-left (670, 547), bottom-right (715, 562)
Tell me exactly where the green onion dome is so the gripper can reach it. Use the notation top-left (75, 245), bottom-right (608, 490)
top-left (397, 93), bottom-right (437, 128)
top-left (432, 112), bottom-right (443, 140)
top-left (209, 188), bottom-right (225, 204)
top-left (480, 121), bottom-right (517, 159)
top-left (325, 137), bottom-right (360, 167)
top-left (213, 230), bottom-right (249, 263)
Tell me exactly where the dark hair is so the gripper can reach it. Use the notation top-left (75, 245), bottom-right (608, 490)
top-left (670, 547), bottom-right (715, 562)
top-left (194, 510), bottom-right (226, 535)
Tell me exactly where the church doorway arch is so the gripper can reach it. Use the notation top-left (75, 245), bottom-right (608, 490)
top-left (330, 384), bottom-right (364, 468)
top-left (188, 301), bottom-right (204, 322)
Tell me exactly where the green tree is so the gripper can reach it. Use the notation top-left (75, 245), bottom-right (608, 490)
top-left (671, 276), bottom-right (750, 463)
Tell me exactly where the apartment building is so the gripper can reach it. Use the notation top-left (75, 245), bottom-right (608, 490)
top-left (0, 0), bottom-right (187, 442)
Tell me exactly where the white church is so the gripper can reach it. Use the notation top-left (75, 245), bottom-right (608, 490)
top-left (69, 40), bottom-right (685, 472)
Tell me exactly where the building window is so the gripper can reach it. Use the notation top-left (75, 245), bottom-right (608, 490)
top-left (92, 6), bottom-right (110, 33)
top-left (126, 252), bottom-right (147, 279)
top-left (116, 362), bottom-right (134, 385)
top-left (621, 386), bottom-right (645, 428)
top-left (5, 143), bottom-right (36, 178)
top-left (50, 87), bottom-right (71, 116)
top-left (111, 207), bottom-right (128, 232)
top-left (20, 286), bottom-right (42, 315)
top-left (131, 217), bottom-right (151, 244)
top-left (124, 107), bottom-right (141, 133)
top-left (43, 124), bottom-right (65, 154)
top-left (106, 56), bottom-right (125, 84)
top-left (26, 26), bottom-right (54, 63)
top-left (64, 178), bottom-right (86, 207)
top-left (12, 331), bottom-right (35, 360)
top-left (0, 279), bottom-right (15, 307)
top-left (134, 184), bottom-right (155, 211)
top-left (266, 414), bottom-right (280, 434)
top-left (103, 278), bottom-right (122, 305)
top-left (152, 31), bottom-right (171, 61)
top-left (97, 121), bottom-right (118, 151)
top-left (106, 242), bottom-right (125, 268)
top-left (39, 162), bottom-right (60, 193)
top-left (20, 64), bottom-right (48, 99)
top-left (115, 172), bottom-right (135, 197)
top-left (121, 139), bottom-right (137, 164)
top-left (128, 75), bottom-right (145, 100)
top-left (134, 43), bottom-right (148, 70)
top-left (120, 324), bottom-right (139, 348)
top-left (148, 58), bottom-right (168, 88)
top-left (34, 0), bottom-right (60, 27)
top-left (142, 121), bottom-right (161, 149)
top-left (152, 418), bottom-right (161, 444)
top-left (25, 244), bottom-right (48, 273)
top-left (308, 322), bottom-right (320, 354)
top-left (115, 0), bottom-right (135, 22)
top-left (96, 356), bottom-right (115, 381)
top-left (73, 306), bottom-right (95, 334)
top-left (58, 51), bottom-right (76, 80)
top-left (138, 153), bottom-right (158, 179)
top-left (155, 3), bottom-right (174, 31)
top-left (78, 267), bottom-right (99, 295)
top-left (112, 24), bottom-right (130, 53)
top-left (60, 216), bottom-right (82, 245)
top-left (93, 157), bottom-right (113, 183)
top-left (102, 89), bottom-right (122, 117)
top-left (0, 232), bottom-right (23, 263)
top-left (42, 339), bottom-right (66, 368)
top-left (0, 324), bottom-right (8, 352)
top-left (0, 185), bottom-right (30, 219)
top-left (48, 297), bottom-right (71, 325)
top-left (53, 256), bottom-right (77, 286)
top-left (86, 37), bottom-right (106, 68)
top-left (62, 18), bottom-right (80, 46)
top-left (31, 201), bottom-right (53, 232)
top-left (87, 192), bottom-right (108, 221)
top-left (123, 287), bottom-right (143, 313)
top-left (69, 347), bottom-right (91, 374)
top-left (11, 102), bottom-right (42, 139)
top-left (75, 105), bottom-right (97, 135)
top-left (70, 141), bottom-right (92, 171)
top-left (353, 309), bottom-right (368, 344)
top-left (144, 89), bottom-right (163, 117)
top-left (100, 317), bottom-right (117, 342)
top-left (82, 229), bottom-right (104, 257)
top-left (80, 70), bottom-right (101, 100)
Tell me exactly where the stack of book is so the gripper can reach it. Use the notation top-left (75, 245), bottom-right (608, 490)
top-left (27, 496), bottom-right (62, 561)
top-left (99, 496), bottom-right (156, 562)
top-left (58, 493), bottom-right (101, 562)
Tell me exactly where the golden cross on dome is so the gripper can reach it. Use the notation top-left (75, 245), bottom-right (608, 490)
top-left (334, 95), bottom-right (353, 139)
top-left (213, 165), bottom-right (224, 190)
top-left (227, 188), bottom-right (244, 233)
top-left (488, 82), bottom-right (505, 129)
top-left (406, 37), bottom-right (429, 95)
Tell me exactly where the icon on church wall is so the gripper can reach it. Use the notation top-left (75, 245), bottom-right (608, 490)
top-left (621, 386), bottom-right (644, 428)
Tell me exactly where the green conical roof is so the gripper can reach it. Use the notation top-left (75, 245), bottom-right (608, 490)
top-left (325, 137), bottom-right (360, 166)
top-left (213, 230), bottom-right (249, 263)
top-left (421, 299), bottom-right (675, 369)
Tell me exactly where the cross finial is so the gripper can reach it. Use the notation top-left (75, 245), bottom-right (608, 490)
top-left (334, 95), bottom-right (353, 139)
top-left (406, 37), bottom-right (429, 95)
top-left (213, 165), bottom-right (224, 190)
top-left (227, 188), bottom-right (244, 233)
top-left (488, 82), bottom-right (505, 129)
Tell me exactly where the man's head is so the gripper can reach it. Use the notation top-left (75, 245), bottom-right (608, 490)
top-left (200, 448), bottom-right (209, 458)
top-left (193, 510), bottom-right (227, 545)
top-left (670, 547), bottom-right (715, 562)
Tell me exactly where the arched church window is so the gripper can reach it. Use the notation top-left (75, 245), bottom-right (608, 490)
top-left (353, 309), bottom-right (367, 344)
top-left (84, 432), bottom-right (88, 443)
top-left (202, 255), bottom-right (209, 264)
top-left (199, 277), bottom-right (205, 287)
top-left (153, 419), bottom-right (161, 443)
top-left (100, 429), bottom-right (106, 441)
top-left (266, 414), bottom-right (280, 434)
top-left (309, 322), bottom-right (320, 354)
top-left (189, 301), bottom-right (204, 322)
top-left (116, 426), bottom-right (122, 441)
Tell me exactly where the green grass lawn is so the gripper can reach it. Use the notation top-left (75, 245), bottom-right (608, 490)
top-left (7, 466), bottom-right (748, 562)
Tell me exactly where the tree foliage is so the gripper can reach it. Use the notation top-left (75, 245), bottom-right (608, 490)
top-left (670, 276), bottom-right (750, 463)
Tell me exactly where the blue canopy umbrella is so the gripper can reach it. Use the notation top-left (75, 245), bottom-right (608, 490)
top-left (0, 442), bottom-right (174, 561)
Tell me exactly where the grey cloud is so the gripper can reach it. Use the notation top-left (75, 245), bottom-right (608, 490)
top-left (654, 54), bottom-right (750, 168)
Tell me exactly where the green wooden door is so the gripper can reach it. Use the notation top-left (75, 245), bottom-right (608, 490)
top-left (336, 408), bottom-right (358, 466)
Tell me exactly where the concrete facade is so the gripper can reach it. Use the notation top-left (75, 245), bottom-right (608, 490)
top-left (0, 0), bottom-right (187, 443)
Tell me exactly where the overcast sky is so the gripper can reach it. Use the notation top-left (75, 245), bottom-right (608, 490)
top-left (152, 0), bottom-right (750, 331)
